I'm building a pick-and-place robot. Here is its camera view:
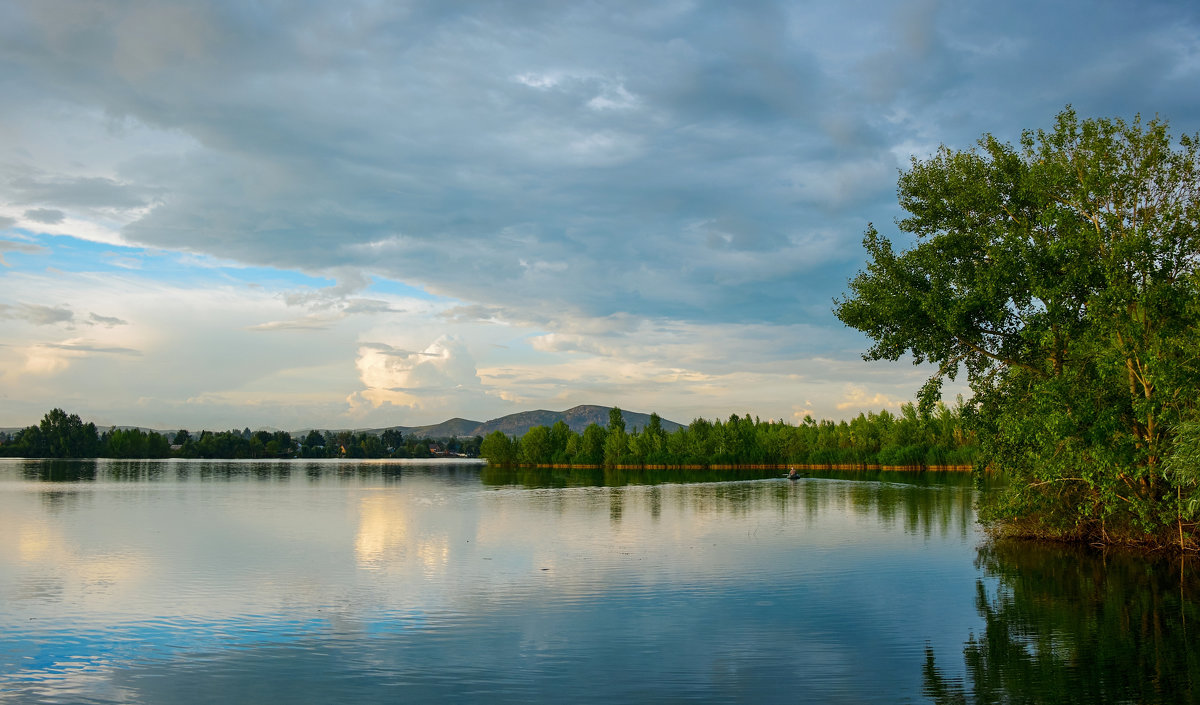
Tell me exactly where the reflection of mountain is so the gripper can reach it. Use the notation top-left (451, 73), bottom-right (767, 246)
top-left (923, 541), bottom-right (1200, 704)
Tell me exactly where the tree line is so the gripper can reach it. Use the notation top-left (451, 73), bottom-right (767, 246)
top-left (479, 404), bottom-right (977, 469)
top-left (0, 409), bottom-right (483, 460)
top-left (1, 404), bottom-right (976, 468)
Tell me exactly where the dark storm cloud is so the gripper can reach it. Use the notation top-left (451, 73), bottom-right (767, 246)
top-left (3, 0), bottom-right (1198, 328)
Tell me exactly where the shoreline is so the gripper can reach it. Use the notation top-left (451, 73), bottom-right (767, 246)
top-left (486, 462), bottom-right (977, 472)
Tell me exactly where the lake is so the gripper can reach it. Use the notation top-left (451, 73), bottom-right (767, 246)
top-left (0, 459), bottom-right (1195, 703)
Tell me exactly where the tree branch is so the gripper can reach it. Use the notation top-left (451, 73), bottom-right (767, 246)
top-left (1029, 478), bottom-right (1085, 488)
top-left (952, 334), bottom-right (1043, 376)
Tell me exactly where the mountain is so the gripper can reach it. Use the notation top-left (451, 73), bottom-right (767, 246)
top-left (386, 417), bottom-right (485, 439)
top-left (5, 406), bottom-right (683, 441)
top-left (476, 405), bottom-right (683, 436)
top-left (366, 405), bottom-right (683, 439)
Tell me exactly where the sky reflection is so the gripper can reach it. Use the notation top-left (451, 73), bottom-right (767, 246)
top-left (0, 459), bottom-right (982, 703)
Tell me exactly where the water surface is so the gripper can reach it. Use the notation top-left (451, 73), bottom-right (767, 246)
top-left (0, 459), bottom-right (1194, 703)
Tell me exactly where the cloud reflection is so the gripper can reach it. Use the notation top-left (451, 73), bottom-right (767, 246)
top-left (354, 492), bottom-right (453, 578)
top-left (354, 495), bottom-right (410, 570)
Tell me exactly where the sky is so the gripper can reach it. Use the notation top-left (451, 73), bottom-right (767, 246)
top-left (2, 0), bottom-right (1199, 431)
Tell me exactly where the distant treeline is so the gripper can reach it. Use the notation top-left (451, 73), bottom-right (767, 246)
top-left (480, 404), bottom-right (977, 469)
top-left (1, 404), bottom-right (976, 467)
top-left (0, 409), bottom-right (483, 460)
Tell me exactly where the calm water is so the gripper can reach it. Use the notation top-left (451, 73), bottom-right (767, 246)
top-left (0, 459), bottom-right (1195, 704)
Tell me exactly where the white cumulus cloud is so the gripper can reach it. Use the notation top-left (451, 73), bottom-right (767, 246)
top-left (352, 336), bottom-right (484, 412)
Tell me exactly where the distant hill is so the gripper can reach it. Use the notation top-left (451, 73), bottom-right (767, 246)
top-left (385, 417), bottom-right (485, 439)
top-left (4, 406), bottom-right (683, 441)
top-left (365, 405), bottom-right (683, 439)
top-left (477, 405), bottom-right (683, 436)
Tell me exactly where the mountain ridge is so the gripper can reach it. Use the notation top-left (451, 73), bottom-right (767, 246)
top-left (362, 405), bottom-right (684, 439)
top-left (3, 405), bottom-right (686, 440)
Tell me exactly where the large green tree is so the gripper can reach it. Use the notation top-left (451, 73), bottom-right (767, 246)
top-left (836, 108), bottom-right (1200, 549)
top-left (480, 430), bottom-right (517, 465)
top-left (37, 408), bottom-right (101, 458)
top-left (519, 425), bottom-right (552, 465)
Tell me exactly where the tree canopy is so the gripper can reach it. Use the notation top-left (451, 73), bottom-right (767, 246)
top-left (481, 402), bottom-right (977, 469)
top-left (836, 107), bottom-right (1200, 549)
top-left (0, 409), bottom-right (482, 461)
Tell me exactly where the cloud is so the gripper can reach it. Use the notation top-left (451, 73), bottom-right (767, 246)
top-left (1, 0), bottom-right (1197, 426)
top-left (587, 83), bottom-right (640, 112)
top-left (0, 302), bottom-right (127, 330)
top-left (23, 208), bottom-right (65, 224)
top-left (352, 336), bottom-right (483, 411)
top-left (248, 315), bottom-right (338, 332)
top-left (8, 0), bottom-right (1195, 334)
top-left (39, 341), bottom-right (139, 355)
top-left (528, 333), bottom-right (611, 356)
top-left (341, 298), bottom-right (402, 315)
top-left (275, 274), bottom-right (404, 323)
top-left (282, 272), bottom-right (373, 309)
top-left (87, 312), bottom-right (128, 328)
top-left (358, 342), bottom-right (440, 358)
top-left (438, 305), bottom-right (507, 324)
top-left (5, 170), bottom-right (151, 211)
top-left (102, 253), bottom-right (144, 270)
top-left (0, 239), bottom-right (49, 265)
top-left (21, 340), bottom-right (139, 376)
top-left (0, 1), bottom-right (877, 327)
top-left (514, 72), bottom-right (564, 90)
top-left (0, 303), bottom-right (75, 325)
top-left (835, 384), bottom-right (905, 411)
top-left (250, 284), bottom-right (404, 331)
top-left (0, 305), bottom-right (129, 328)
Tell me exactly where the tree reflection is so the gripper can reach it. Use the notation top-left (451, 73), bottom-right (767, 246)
top-left (21, 459), bottom-right (98, 482)
top-left (480, 467), bottom-right (977, 540)
top-left (924, 541), bottom-right (1200, 704)
top-left (482, 466), bottom-right (799, 488)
